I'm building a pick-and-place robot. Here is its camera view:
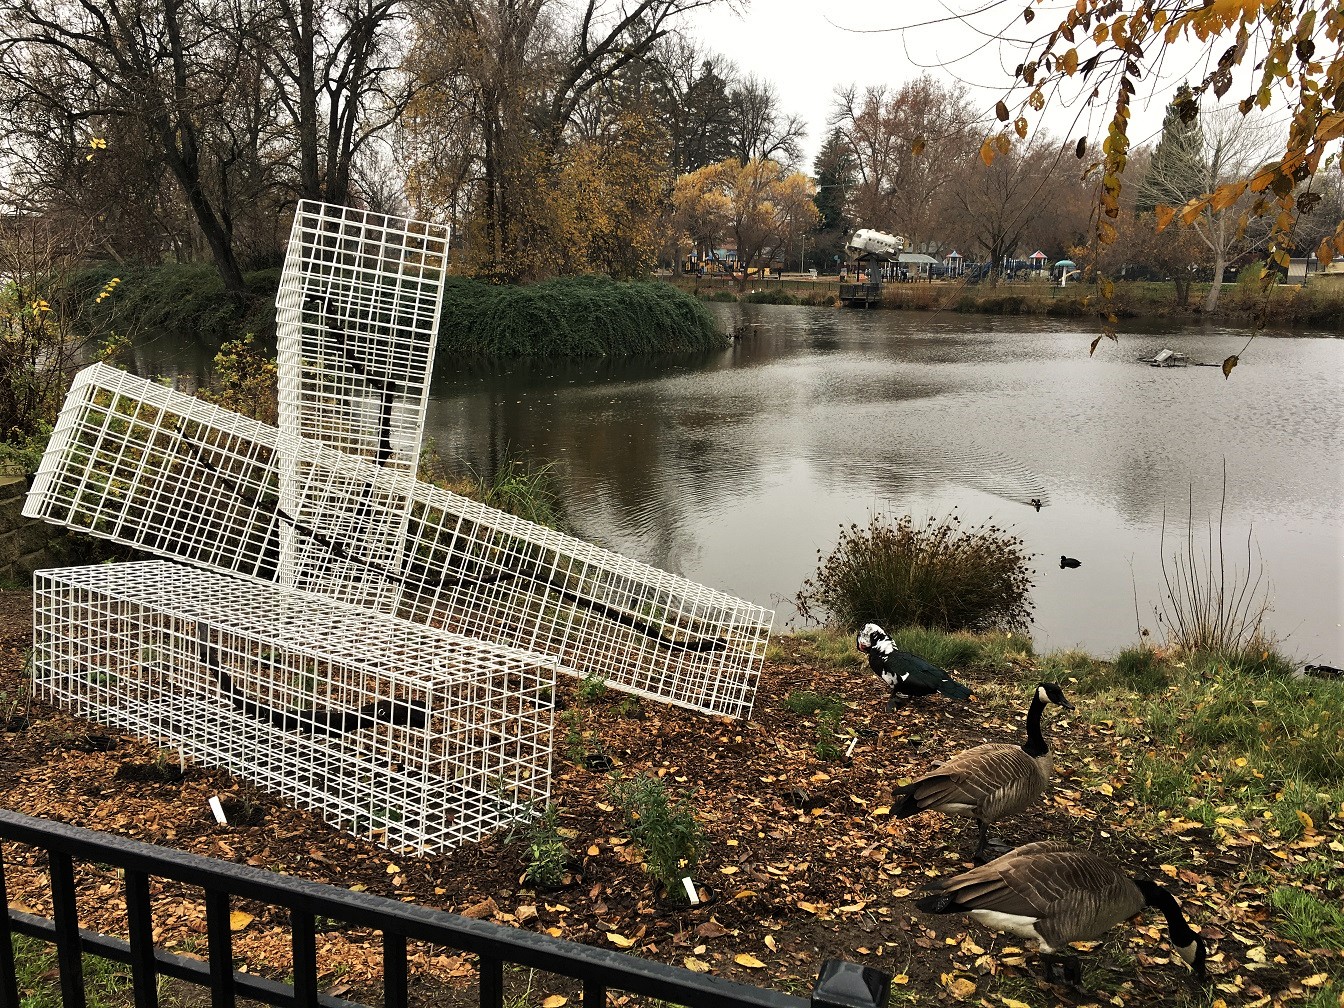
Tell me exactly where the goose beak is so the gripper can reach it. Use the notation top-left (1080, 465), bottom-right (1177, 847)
top-left (1060, 698), bottom-right (1076, 711)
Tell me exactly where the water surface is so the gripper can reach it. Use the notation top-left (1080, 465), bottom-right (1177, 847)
top-left (425, 305), bottom-right (1343, 660)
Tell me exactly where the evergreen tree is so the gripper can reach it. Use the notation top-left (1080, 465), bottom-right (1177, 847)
top-left (1136, 84), bottom-right (1208, 213)
top-left (813, 129), bottom-right (855, 232)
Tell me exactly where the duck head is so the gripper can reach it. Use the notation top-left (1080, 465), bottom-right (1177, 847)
top-left (856, 623), bottom-right (888, 653)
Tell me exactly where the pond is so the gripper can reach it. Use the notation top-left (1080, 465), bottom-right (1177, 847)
top-left (423, 305), bottom-right (1343, 661)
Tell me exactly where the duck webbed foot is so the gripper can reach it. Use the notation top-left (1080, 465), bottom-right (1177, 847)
top-left (886, 694), bottom-right (909, 712)
top-left (969, 821), bottom-right (1013, 864)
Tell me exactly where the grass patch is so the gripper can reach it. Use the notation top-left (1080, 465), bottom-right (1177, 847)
top-left (1083, 647), bottom-right (1344, 843)
top-left (780, 690), bottom-right (846, 717)
top-left (766, 627), bottom-right (864, 669)
top-left (12, 934), bottom-right (134, 1008)
top-left (796, 513), bottom-right (1034, 634)
top-left (741, 289), bottom-right (797, 304)
top-left (1271, 887), bottom-right (1344, 950)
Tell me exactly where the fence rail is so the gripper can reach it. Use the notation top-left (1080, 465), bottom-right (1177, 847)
top-left (0, 809), bottom-right (890, 1008)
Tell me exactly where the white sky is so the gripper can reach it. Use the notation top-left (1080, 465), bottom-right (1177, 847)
top-left (683, 0), bottom-right (1226, 170)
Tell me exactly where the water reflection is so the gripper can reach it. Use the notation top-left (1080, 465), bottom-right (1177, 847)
top-left (429, 304), bottom-right (1343, 658)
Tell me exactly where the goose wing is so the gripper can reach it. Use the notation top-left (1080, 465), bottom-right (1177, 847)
top-left (913, 744), bottom-right (1046, 820)
top-left (945, 849), bottom-right (1143, 940)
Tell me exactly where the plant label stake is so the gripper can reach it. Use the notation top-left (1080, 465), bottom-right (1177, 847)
top-left (681, 876), bottom-right (700, 904)
top-left (208, 796), bottom-right (228, 825)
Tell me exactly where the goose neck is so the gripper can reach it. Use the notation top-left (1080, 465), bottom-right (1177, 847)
top-left (1135, 879), bottom-right (1198, 947)
top-left (1021, 694), bottom-right (1048, 757)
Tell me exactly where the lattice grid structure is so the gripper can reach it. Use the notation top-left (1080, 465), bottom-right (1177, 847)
top-left (274, 202), bottom-right (450, 604)
top-left (26, 363), bottom-right (773, 719)
top-left (32, 561), bottom-right (556, 852)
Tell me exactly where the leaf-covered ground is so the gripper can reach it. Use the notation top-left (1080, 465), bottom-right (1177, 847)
top-left (1, 586), bottom-right (1341, 1008)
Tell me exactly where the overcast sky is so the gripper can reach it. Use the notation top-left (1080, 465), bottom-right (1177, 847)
top-left (684, 0), bottom-right (1225, 170)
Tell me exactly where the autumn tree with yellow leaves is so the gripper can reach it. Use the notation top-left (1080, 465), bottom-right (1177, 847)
top-left (983, 0), bottom-right (1343, 370)
top-left (672, 158), bottom-right (819, 280)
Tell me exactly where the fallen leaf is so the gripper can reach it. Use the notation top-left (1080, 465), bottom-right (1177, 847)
top-left (228, 910), bottom-right (253, 931)
top-left (735, 953), bottom-right (766, 968)
top-left (764, 935), bottom-right (777, 951)
top-left (940, 973), bottom-right (976, 999)
top-left (684, 957), bottom-right (710, 973)
top-left (607, 933), bottom-right (635, 948)
top-left (541, 997), bottom-right (568, 1008)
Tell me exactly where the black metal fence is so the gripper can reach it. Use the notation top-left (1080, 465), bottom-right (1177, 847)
top-left (0, 809), bottom-right (890, 1008)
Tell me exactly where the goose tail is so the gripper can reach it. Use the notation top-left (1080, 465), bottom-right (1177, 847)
top-left (915, 891), bottom-right (958, 914)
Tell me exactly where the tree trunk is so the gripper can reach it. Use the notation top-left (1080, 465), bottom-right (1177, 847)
top-left (1203, 249), bottom-right (1227, 312)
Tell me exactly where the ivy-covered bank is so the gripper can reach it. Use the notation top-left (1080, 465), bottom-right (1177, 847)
top-left (68, 266), bottom-right (726, 357)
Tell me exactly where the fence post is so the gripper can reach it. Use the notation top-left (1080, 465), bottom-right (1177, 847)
top-left (809, 959), bottom-right (891, 1008)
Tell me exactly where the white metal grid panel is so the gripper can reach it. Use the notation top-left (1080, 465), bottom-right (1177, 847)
top-left (25, 364), bottom-right (773, 718)
top-left (32, 561), bottom-right (555, 852)
top-left (275, 201), bottom-right (450, 604)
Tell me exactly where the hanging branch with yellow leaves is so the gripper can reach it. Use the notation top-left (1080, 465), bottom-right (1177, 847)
top-left (983, 0), bottom-right (1343, 375)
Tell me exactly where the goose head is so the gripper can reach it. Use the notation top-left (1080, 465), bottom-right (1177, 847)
top-left (1176, 933), bottom-right (1208, 981)
top-left (1035, 682), bottom-right (1075, 710)
top-left (856, 623), bottom-right (888, 653)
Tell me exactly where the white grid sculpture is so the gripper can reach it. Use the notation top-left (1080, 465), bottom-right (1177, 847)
top-left (274, 202), bottom-right (450, 604)
top-left (26, 363), bottom-right (773, 719)
top-left (32, 561), bottom-right (556, 852)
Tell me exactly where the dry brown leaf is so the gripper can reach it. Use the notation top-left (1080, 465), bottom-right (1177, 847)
top-left (541, 997), bottom-right (568, 1008)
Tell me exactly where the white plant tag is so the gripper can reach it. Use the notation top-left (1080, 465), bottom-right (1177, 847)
top-left (681, 876), bottom-right (700, 904)
top-left (208, 796), bottom-right (228, 825)
top-left (845, 738), bottom-right (858, 757)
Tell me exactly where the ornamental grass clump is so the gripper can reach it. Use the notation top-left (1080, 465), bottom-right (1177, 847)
top-left (796, 513), bottom-right (1034, 634)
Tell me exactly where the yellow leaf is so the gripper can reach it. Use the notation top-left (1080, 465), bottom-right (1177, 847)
top-left (764, 935), bottom-right (778, 951)
top-left (606, 933), bottom-right (635, 948)
top-left (229, 910), bottom-right (254, 931)
top-left (1154, 204), bottom-right (1176, 232)
top-left (541, 997), bottom-right (568, 1008)
top-left (1096, 782), bottom-right (1114, 796)
top-left (684, 957), bottom-right (710, 973)
top-left (386, 864), bottom-right (401, 874)
top-left (979, 138), bottom-right (997, 167)
top-left (1301, 973), bottom-right (1327, 987)
top-left (1014, 117), bottom-right (1028, 140)
top-left (735, 953), bottom-right (767, 968)
top-left (940, 973), bottom-right (976, 999)
top-left (1297, 809), bottom-right (1316, 831)
top-left (796, 901), bottom-right (819, 913)
top-left (1002, 998), bottom-right (1032, 1008)
top-left (1061, 48), bottom-right (1079, 75)
top-left (1222, 354), bottom-right (1239, 379)
top-left (719, 866), bottom-right (739, 874)
top-left (893, 973), bottom-right (909, 984)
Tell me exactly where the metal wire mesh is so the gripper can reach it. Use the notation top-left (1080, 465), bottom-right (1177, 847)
top-left (26, 364), bottom-right (773, 718)
top-left (32, 561), bottom-right (556, 852)
top-left (274, 202), bottom-right (450, 607)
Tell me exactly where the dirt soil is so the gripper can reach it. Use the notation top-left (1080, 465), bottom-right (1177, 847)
top-left (0, 586), bottom-right (1338, 1008)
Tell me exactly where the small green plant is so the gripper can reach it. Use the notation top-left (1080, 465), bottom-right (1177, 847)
top-left (796, 512), bottom-right (1034, 634)
top-left (576, 670), bottom-right (609, 704)
top-left (813, 707), bottom-right (845, 761)
top-left (606, 773), bottom-right (704, 894)
top-left (558, 707), bottom-right (587, 765)
top-left (615, 695), bottom-right (645, 719)
top-left (522, 806), bottom-right (570, 889)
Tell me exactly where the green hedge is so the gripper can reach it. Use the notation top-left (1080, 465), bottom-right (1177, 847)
top-left (63, 266), bottom-right (725, 357)
top-left (66, 263), bottom-right (280, 346)
top-left (435, 276), bottom-right (727, 357)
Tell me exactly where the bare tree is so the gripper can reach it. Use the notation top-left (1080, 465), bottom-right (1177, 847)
top-left (1142, 108), bottom-right (1278, 310)
top-left (727, 73), bottom-right (804, 166)
top-left (0, 0), bottom-right (256, 292)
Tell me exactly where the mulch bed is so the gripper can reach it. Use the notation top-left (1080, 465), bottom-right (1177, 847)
top-left (0, 587), bottom-right (1338, 1007)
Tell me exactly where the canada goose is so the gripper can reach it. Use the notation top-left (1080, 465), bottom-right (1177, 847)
top-left (891, 682), bottom-right (1073, 861)
top-left (856, 624), bottom-right (973, 709)
top-left (1060, 556), bottom-right (1081, 569)
top-left (916, 841), bottom-right (1207, 986)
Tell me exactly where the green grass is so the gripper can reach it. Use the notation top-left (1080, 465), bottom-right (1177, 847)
top-left (780, 690), bottom-right (846, 717)
top-left (1271, 887), bottom-right (1344, 950)
top-left (1079, 647), bottom-right (1344, 843)
top-left (12, 934), bottom-right (134, 1008)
